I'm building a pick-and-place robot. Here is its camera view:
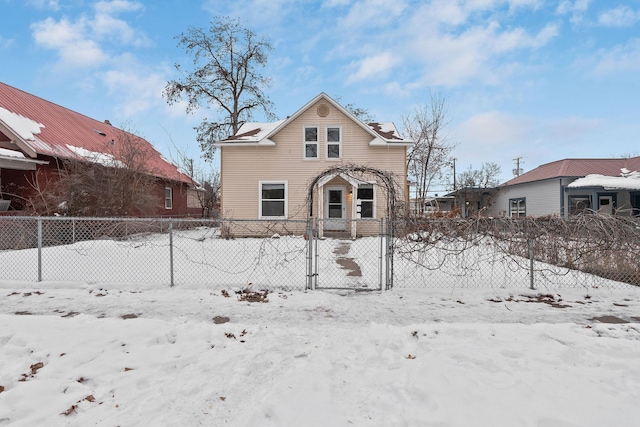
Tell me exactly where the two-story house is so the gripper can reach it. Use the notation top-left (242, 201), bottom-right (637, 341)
top-left (214, 93), bottom-right (413, 237)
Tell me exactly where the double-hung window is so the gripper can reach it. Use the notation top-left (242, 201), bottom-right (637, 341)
top-left (326, 126), bottom-right (341, 159)
top-left (304, 126), bottom-right (318, 159)
top-left (165, 187), bottom-right (173, 209)
top-left (509, 198), bottom-right (525, 217)
top-left (357, 184), bottom-right (374, 218)
top-left (259, 181), bottom-right (287, 218)
top-left (569, 195), bottom-right (591, 215)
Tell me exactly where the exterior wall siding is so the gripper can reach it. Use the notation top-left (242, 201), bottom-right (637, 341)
top-left (220, 99), bottom-right (407, 225)
top-left (494, 179), bottom-right (563, 217)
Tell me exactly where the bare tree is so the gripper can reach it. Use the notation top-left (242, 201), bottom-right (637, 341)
top-left (26, 126), bottom-right (159, 216)
top-left (176, 153), bottom-right (220, 218)
top-left (456, 162), bottom-right (501, 217)
top-left (458, 162), bottom-right (501, 189)
top-left (164, 16), bottom-right (275, 161)
top-left (403, 92), bottom-right (457, 215)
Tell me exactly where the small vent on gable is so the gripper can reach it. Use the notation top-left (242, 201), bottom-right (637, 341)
top-left (317, 104), bottom-right (329, 117)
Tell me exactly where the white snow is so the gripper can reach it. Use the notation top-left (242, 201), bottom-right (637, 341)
top-left (0, 148), bottom-right (25, 158)
top-left (65, 144), bottom-right (124, 168)
top-left (1, 233), bottom-right (640, 426)
top-left (0, 107), bottom-right (44, 141)
top-left (568, 169), bottom-right (640, 190)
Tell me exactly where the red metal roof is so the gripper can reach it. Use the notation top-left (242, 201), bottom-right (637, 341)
top-left (501, 157), bottom-right (640, 186)
top-left (0, 81), bottom-right (192, 184)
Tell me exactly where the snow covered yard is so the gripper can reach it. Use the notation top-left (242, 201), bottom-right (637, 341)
top-left (1, 282), bottom-right (640, 427)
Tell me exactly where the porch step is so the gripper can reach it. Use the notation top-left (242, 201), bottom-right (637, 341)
top-left (323, 231), bottom-right (352, 239)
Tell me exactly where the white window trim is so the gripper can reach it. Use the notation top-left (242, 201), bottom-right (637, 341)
top-left (356, 182), bottom-right (376, 219)
top-left (258, 180), bottom-right (288, 219)
top-left (303, 125), bottom-right (319, 160)
top-left (326, 125), bottom-right (342, 160)
top-left (509, 197), bottom-right (525, 217)
top-left (164, 187), bottom-right (173, 210)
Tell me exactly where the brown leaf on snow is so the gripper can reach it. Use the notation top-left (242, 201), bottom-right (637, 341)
top-left (406, 354), bottom-right (416, 359)
top-left (124, 367), bottom-right (134, 371)
top-left (220, 396), bottom-right (226, 401)
top-left (225, 333), bottom-right (236, 339)
top-left (30, 362), bottom-right (44, 375)
top-left (0, 385), bottom-right (5, 393)
top-left (85, 395), bottom-right (95, 402)
top-left (61, 405), bottom-right (77, 416)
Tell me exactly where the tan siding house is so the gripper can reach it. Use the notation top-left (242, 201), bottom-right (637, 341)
top-left (215, 93), bottom-right (413, 237)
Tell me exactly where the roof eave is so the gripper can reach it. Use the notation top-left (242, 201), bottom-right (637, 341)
top-left (368, 137), bottom-right (413, 147)
top-left (214, 138), bottom-right (276, 147)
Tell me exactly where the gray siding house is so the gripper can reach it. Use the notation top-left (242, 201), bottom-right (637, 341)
top-left (492, 157), bottom-right (640, 218)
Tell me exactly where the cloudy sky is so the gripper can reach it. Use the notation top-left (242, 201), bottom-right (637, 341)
top-left (1, 0), bottom-right (639, 186)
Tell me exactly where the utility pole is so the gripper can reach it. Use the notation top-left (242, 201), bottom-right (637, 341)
top-left (513, 157), bottom-right (524, 177)
top-left (452, 157), bottom-right (457, 190)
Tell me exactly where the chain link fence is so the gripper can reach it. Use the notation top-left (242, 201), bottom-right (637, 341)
top-left (0, 215), bottom-right (638, 290)
top-left (392, 214), bottom-right (640, 289)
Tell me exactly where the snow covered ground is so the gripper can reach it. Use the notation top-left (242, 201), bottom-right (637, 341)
top-left (1, 236), bottom-right (640, 426)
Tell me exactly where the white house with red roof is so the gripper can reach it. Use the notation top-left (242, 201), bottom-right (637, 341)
top-left (492, 157), bottom-right (640, 218)
top-left (0, 81), bottom-right (195, 216)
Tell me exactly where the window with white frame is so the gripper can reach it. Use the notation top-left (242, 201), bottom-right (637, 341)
top-left (326, 126), bottom-right (341, 159)
top-left (165, 187), bottom-right (173, 209)
top-left (304, 126), bottom-right (318, 159)
top-left (509, 197), bottom-right (525, 217)
top-left (357, 184), bottom-right (374, 218)
top-left (259, 181), bottom-right (287, 218)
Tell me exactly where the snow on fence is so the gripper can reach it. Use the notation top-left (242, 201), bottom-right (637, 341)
top-left (0, 215), bottom-right (637, 290)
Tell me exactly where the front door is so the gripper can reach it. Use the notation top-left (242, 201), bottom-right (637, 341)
top-left (598, 195), bottom-right (613, 214)
top-left (325, 186), bottom-right (346, 230)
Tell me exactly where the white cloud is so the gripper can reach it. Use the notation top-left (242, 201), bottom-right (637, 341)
top-left (346, 52), bottom-right (398, 84)
top-left (31, 17), bottom-right (109, 68)
top-left (598, 6), bottom-right (640, 27)
top-left (0, 35), bottom-right (14, 49)
top-left (556, 0), bottom-right (591, 24)
top-left (26, 0), bottom-right (61, 10)
top-left (589, 38), bottom-right (640, 76)
top-left (30, 0), bottom-right (150, 70)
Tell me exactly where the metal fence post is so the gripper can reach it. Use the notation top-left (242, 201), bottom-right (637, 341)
top-left (528, 235), bottom-right (535, 290)
top-left (37, 218), bottom-right (43, 282)
top-left (169, 220), bottom-right (174, 287)
top-left (306, 218), bottom-right (313, 290)
top-left (379, 219), bottom-right (384, 291)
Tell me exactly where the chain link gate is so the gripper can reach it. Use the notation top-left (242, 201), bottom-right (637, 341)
top-left (306, 218), bottom-right (392, 291)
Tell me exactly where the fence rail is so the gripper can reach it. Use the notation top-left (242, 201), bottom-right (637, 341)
top-left (0, 215), bottom-right (638, 290)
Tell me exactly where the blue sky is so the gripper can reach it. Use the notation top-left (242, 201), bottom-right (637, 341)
top-left (1, 0), bottom-right (639, 187)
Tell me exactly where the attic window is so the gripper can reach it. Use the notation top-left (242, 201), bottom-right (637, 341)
top-left (94, 129), bottom-right (107, 136)
top-left (317, 104), bottom-right (329, 117)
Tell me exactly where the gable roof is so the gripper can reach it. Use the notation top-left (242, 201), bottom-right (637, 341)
top-left (0, 81), bottom-right (191, 184)
top-left (214, 93), bottom-right (413, 147)
top-left (501, 157), bottom-right (640, 187)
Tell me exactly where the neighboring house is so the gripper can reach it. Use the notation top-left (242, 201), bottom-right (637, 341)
top-left (0, 81), bottom-right (194, 216)
top-left (492, 157), bottom-right (640, 218)
top-left (410, 195), bottom-right (456, 216)
top-left (214, 93), bottom-right (413, 237)
top-left (446, 187), bottom-right (497, 217)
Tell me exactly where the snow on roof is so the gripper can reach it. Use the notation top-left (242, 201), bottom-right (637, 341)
top-left (0, 147), bottom-right (26, 158)
top-left (0, 106), bottom-right (45, 141)
top-left (66, 144), bottom-right (125, 168)
top-left (218, 121), bottom-right (284, 143)
top-left (0, 81), bottom-right (192, 184)
top-left (567, 169), bottom-right (640, 191)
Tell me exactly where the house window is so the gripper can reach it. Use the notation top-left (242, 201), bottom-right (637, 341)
top-left (304, 126), bottom-right (318, 159)
top-left (509, 198), bottom-right (525, 217)
top-left (357, 184), bottom-right (374, 218)
top-left (569, 195), bottom-right (591, 215)
top-left (326, 126), bottom-right (341, 159)
top-left (165, 187), bottom-right (173, 209)
top-left (259, 181), bottom-right (287, 218)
